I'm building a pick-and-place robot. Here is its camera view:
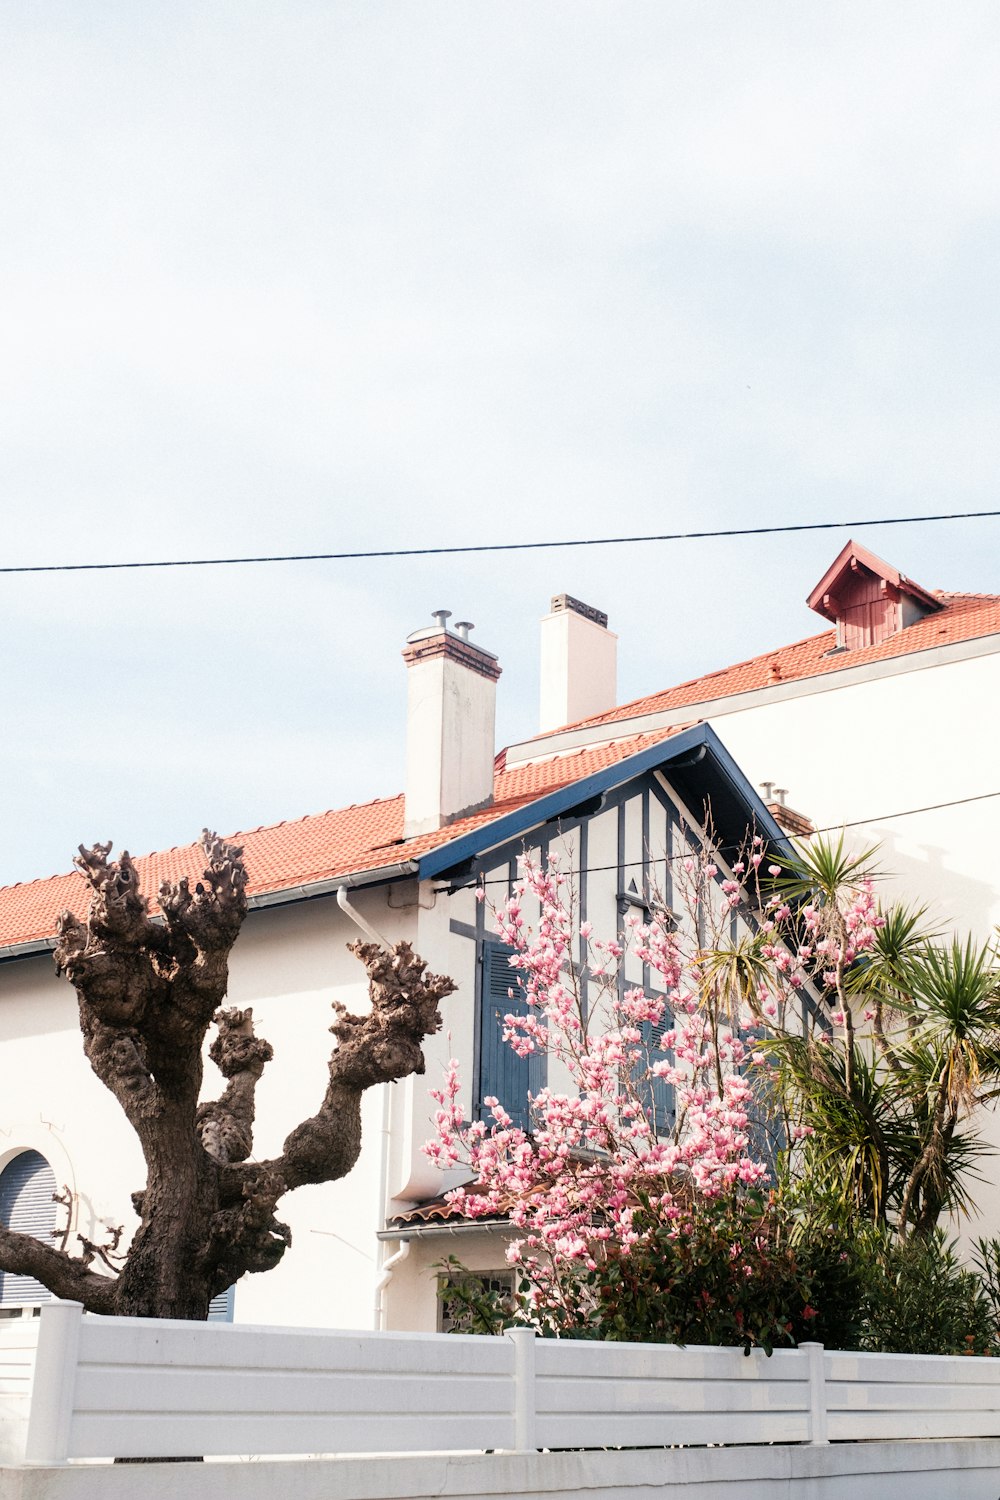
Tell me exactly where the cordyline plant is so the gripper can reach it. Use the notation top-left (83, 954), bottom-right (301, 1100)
top-left (0, 833), bottom-right (454, 1319)
top-left (426, 831), bottom-right (1000, 1345)
top-left (761, 838), bottom-right (1000, 1235)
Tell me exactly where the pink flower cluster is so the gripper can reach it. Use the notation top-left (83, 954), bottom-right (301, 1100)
top-left (426, 837), bottom-right (892, 1322)
top-left (425, 854), bottom-right (769, 1316)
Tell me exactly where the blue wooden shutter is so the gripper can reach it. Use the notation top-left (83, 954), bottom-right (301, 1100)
top-left (479, 942), bottom-right (544, 1133)
top-left (207, 1285), bottom-right (235, 1322)
top-left (741, 1025), bottom-right (785, 1177)
top-left (633, 1018), bottom-right (674, 1137)
top-left (0, 1151), bottom-right (57, 1306)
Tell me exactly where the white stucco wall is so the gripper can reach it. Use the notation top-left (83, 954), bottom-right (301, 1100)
top-left (0, 886), bottom-right (421, 1332)
top-left (708, 650), bottom-right (1000, 1245)
top-left (706, 648), bottom-right (1000, 937)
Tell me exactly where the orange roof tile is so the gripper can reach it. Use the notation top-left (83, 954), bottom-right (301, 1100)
top-left (557, 592), bottom-right (1000, 733)
top-left (0, 728), bottom-right (682, 953)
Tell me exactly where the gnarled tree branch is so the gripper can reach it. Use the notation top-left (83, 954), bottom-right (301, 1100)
top-left (197, 1008), bottom-right (274, 1163)
top-left (0, 1226), bottom-right (117, 1315)
top-left (3, 832), bottom-right (455, 1320)
top-left (263, 939), bottom-right (455, 1190)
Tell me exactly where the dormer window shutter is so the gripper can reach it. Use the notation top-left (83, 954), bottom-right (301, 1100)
top-left (479, 941), bottom-right (545, 1133)
top-left (632, 1019), bottom-right (674, 1137)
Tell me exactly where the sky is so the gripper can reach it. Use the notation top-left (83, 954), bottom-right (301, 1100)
top-left (2, 1), bottom-right (999, 888)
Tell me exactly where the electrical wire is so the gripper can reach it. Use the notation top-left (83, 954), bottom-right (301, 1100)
top-left (456, 787), bottom-right (1000, 888)
top-left (2, 508), bottom-right (999, 575)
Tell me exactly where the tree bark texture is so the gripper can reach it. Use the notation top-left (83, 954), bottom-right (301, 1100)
top-left (0, 833), bottom-right (455, 1319)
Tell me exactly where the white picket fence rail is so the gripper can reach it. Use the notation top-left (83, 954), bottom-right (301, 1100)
top-left (3, 1301), bottom-right (1000, 1465)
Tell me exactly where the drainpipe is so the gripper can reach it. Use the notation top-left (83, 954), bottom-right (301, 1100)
top-left (335, 884), bottom-right (396, 1328)
top-left (374, 1239), bottom-right (410, 1330)
top-left (336, 885), bottom-right (391, 948)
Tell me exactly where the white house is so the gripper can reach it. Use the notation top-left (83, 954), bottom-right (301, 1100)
top-left (0, 597), bottom-right (788, 1333)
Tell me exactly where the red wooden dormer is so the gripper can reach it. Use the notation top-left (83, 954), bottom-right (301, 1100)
top-left (806, 540), bottom-right (942, 651)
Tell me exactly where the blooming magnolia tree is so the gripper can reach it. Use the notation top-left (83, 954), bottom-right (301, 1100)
top-left (426, 830), bottom-right (1000, 1344)
top-left (426, 841), bottom-right (779, 1335)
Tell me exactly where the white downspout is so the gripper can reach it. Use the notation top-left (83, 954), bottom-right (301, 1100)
top-left (336, 884), bottom-right (391, 948)
top-left (335, 884), bottom-right (396, 1329)
top-left (374, 1239), bottom-right (410, 1330)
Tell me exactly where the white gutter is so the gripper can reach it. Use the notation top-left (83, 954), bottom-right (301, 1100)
top-left (0, 937), bottom-right (57, 962)
top-left (247, 860), bottom-right (418, 909)
top-left (376, 1219), bottom-right (511, 1240)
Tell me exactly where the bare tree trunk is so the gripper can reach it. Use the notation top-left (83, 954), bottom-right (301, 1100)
top-left (0, 833), bottom-right (455, 1321)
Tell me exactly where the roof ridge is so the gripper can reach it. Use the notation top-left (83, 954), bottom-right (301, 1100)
top-left (553, 626), bottom-right (835, 732)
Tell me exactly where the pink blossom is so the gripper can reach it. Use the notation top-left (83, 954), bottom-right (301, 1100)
top-left (423, 852), bottom-right (774, 1319)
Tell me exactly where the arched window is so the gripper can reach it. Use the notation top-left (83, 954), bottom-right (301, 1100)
top-left (0, 1151), bottom-right (57, 1306)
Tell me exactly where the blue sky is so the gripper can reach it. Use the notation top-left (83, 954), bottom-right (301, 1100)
top-left (2, 2), bottom-right (999, 886)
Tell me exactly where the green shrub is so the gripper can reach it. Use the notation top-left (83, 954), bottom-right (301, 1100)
top-left (861, 1231), bottom-right (998, 1356)
top-left (437, 1204), bottom-right (1000, 1357)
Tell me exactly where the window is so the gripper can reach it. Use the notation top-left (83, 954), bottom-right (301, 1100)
top-left (438, 1270), bottom-right (515, 1334)
top-left (478, 941), bottom-right (545, 1133)
top-left (741, 1025), bottom-right (785, 1176)
top-left (632, 1017), bottom-right (675, 1137)
top-left (0, 1151), bottom-right (57, 1307)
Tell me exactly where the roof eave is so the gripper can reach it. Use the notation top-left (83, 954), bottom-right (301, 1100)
top-left (0, 860), bottom-right (422, 963)
top-left (417, 723), bottom-right (790, 881)
top-left (0, 936), bottom-right (57, 964)
top-left (245, 859), bottom-right (420, 909)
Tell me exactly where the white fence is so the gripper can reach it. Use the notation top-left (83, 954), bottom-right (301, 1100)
top-left (3, 1301), bottom-right (1000, 1465)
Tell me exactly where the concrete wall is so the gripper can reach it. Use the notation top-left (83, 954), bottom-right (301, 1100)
top-left (6, 1441), bottom-right (1000, 1500)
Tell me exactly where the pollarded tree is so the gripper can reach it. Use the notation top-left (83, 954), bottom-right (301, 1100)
top-left (0, 833), bottom-right (455, 1319)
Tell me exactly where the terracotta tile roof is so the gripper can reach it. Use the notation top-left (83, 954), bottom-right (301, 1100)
top-left (559, 591), bottom-right (1000, 733)
top-left (0, 727), bottom-right (683, 953)
top-left (387, 1192), bottom-right (509, 1229)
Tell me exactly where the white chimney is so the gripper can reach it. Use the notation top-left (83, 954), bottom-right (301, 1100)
top-left (539, 594), bottom-right (617, 732)
top-left (402, 611), bottom-right (501, 838)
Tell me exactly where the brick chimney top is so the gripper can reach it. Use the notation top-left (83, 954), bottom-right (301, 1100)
top-left (403, 613), bottom-right (501, 682)
top-left (759, 783), bottom-right (814, 838)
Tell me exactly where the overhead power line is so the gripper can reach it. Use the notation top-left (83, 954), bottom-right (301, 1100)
top-left (461, 787), bottom-right (1000, 888)
top-left (2, 508), bottom-right (998, 576)
top-left (829, 789), bottom-right (1000, 831)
